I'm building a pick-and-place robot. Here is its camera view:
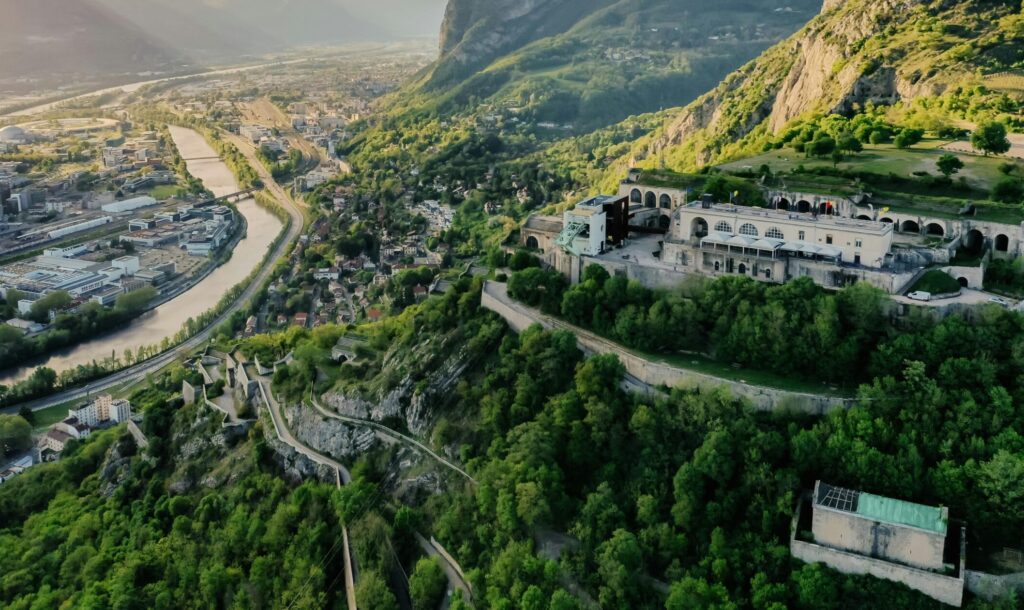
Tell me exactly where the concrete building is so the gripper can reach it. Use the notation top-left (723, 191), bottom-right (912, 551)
top-left (68, 394), bottom-right (132, 428)
top-left (790, 481), bottom-right (964, 607)
top-left (112, 256), bottom-right (140, 276)
top-left (102, 196), bottom-right (158, 214)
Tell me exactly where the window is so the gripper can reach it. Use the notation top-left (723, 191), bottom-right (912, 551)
top-left (739, 223), bottom-right (758, 237)
top-left (855, 239), bottom-right (863, 248)
top-left (764, 268), bottom-right (772, 279)
top-left (798, 231), bottom-right (806, 241)
top-left (714, 221), bottom-right (732, 233)
top-left (826, 235), bottom-right (834, 245)
top-left (766, 227), bottom-right (784, 240)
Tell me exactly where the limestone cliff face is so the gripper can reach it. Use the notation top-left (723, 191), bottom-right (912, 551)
top-left (430, 0), bottom-right (607, 87)
top-left (633, 0), bottom-right (964, 170)
top-left (322, 329), bottom-right (471, 437)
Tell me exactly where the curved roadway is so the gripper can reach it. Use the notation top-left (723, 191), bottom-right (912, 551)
top-left (4, 130), bottom-right (305, 415)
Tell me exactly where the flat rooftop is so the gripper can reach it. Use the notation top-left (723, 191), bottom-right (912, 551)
top-left (685, 202), bottom-right (892, 235)
top-left (816, 482), bottom-right (947, 535)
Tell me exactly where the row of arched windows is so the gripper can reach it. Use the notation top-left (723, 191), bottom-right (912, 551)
top-left (630, 189), bottom-right (674, 209)
top-left (711, 222), bottom-right (787, 240)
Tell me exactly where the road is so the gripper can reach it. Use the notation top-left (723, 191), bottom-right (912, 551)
top-left (309, 391), bottom-right (475, 484)
top-left (3, 130), bottom-right (306, 415)
top-left (892, 287), bottom-right (1018, 308)
top-left (257, 377), bottom-right (352, 484)
top-left (238, 98), bottom-right (322, 172)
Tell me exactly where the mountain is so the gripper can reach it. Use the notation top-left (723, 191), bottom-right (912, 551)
top-left (93, 0), bottom-right (387, 59)
top-left (0, 0), bottom-right (446, 86)
top-left (382, 0), bottom-right (824, 134)
top-left (0, 0), bottom-right (179, 82)
top-left (627, 0), bottom-right (1024, 171)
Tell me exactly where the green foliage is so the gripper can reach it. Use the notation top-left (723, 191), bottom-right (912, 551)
top-left (936, 153), bottom-right (965, 178)
top-left (972, 121), bottom-right (1012, 156)
top-left (0, 414), bottom-right (31, 457)
top-left (408, 557), bottom-right (447, 610)
top-left (511, 267), bottom-right (888, 385)
top-left (909, 270), bottom-right (962, 294)
top-left (992, 176), bottom-right (1024, 203)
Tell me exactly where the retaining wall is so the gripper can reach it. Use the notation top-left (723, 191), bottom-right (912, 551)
top-left (482, 281), bottom-right (853, 414)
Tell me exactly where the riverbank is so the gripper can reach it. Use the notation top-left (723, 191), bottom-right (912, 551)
top-left (0, 126), bottom-right (284, 388)
top-left (2, 124), bottom-right (306, 412)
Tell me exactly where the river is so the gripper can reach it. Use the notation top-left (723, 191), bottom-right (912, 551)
top-left (0, 126), bottom-right (283, 384)
top-left (3, 59), bottom-right (309, 118)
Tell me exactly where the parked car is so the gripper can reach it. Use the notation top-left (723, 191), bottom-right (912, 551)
top-left (988, 296), bottom-right (1010, 307)
top-left (907, 291), bottom-right (932, 302)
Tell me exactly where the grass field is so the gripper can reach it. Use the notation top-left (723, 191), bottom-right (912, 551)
top-left (633, 348), bottom-right (855, 397)
top-left (719, 140), bottom-right (1010, 190)
top-left (149, 184), bottom-right (182, 200)
top-left (910, 269), bottom-right (962, 294)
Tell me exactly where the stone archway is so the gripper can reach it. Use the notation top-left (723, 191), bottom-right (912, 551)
top-left (901, 220), bottom-right (920, 233)
top-left (738, 263), bottom-right (747, 274)
top-left (996, 234), bottom-right (1010, 252)
top-left (958, 277), bottom-right (969, 288)
top-left (964, 229), bottom-right (985, 254)
top-left (526, 236), bottom-right (539, 249)
top-left (660, 193), bottom-right (672, 209)
top-left (797, 200), bottom-right (811, 213)
top-left (880, 217), bottom-right (894, 224)
top-left (856, 215), bottom-right (872, 221)
top-left (645, 191), bottom-right (657, 208)
top-left (777, 198), bottom-right (790, 211)
top-left (630, 189), bottom-right (642, 204)
top-left (925, 223), bottom-right (944, 237)
top-left (691, 217), bottom-right (708, 239)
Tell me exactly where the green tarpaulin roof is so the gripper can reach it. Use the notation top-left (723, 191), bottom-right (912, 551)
top-left (856, 492), bottom-right (947, 535)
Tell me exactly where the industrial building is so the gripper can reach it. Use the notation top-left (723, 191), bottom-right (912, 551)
top-left (101, 196), bottom-right (158, 214)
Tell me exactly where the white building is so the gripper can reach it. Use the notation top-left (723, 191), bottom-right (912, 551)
top-left (557, 196), bottom-right (611, 256)
top-left (68, 394), bottom-right (132, 428)
top-left (112, 256), bottom-right (140, 276)
top-left (102, 196), bottom-right (158, 214)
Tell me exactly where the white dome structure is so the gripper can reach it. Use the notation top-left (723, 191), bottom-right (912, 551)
top-left (0, 125), bottom-right (28, 142)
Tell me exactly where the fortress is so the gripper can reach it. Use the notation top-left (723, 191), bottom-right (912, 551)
top-left (522, 171), bottom-right (1024, 294)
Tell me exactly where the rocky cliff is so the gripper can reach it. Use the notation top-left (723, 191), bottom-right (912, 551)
top-left (628, 0), bottom-right (1008, 171)
top-left (431, 0), bottom-right (609, 88)
top-left (322, 331), bottom-right (471, 437)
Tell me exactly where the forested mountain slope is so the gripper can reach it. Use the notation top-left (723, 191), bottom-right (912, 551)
top-left (387, 0), bottom-right (823, 133)
top-left (624, 0), bottom-right (1024, 171)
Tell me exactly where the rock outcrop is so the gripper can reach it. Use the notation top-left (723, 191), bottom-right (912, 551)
top-left (283, 404), bottom-right (378, 463)
top-left (630, 0), bottom-right (987, 171)
top-left (322, 335), bottom-right (470, 436)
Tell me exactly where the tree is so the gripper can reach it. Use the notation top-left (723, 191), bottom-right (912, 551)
top-left (0, 414), bottom-right (32, 456)
top-left (838, 134), bottom-right (863, 154)
top-left (29, 291), bottom-right (72, 322)
top-left (807, 136), bottom-right (836, 158)
top-left (409, 558), bottom-right (447, 610)
top-left (936, 154), bottom-right (964, 178)
top-left (978, 451), bottom-right (1024, 531)
top-left (894, 129), bottom-right (924, 149)
top-left (992, 177), bottom-right (1024, 203)
top-left (17, 405), bottom-right (35, 427)
top-left (972, 121), bottom-right (1011, 156)
top-left (356, 571), bottom-right (398, 610)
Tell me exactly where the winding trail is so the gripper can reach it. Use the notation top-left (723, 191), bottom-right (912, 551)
top-left (309, 390), bottom-right (475, 484)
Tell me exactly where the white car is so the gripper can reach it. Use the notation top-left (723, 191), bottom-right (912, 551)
top-left (907, 291), bottom-right (931, 302)
top-left (988, 296), bottom-right (1010, 307)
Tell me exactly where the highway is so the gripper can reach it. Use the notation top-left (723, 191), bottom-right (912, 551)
top-left (3, 130), bottom-right (306, 415)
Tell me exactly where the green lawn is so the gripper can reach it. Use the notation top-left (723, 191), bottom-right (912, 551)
top-left (149, 184), bottom-right (182, 200)
top-left (910, 269), bottom-right (962, 294)
top-left (628, 347), bottom-right (855, 397)
top-left (719, 141), bottom-right (1009, 190)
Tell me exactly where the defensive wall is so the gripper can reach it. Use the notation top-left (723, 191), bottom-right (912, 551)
top-left (481, 281), bottom-right (853, 414)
